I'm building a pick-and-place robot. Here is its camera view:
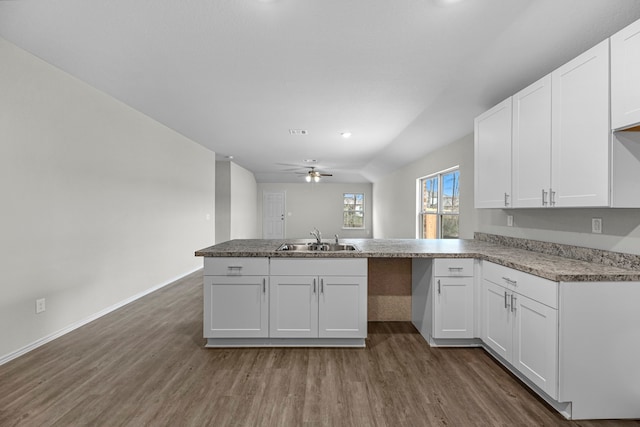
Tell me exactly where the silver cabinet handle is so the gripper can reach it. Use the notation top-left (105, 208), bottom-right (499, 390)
top-left (228, 265), bottom-right (242, 275)
top-left (502, 276), bottom-right (517, 286)
top-left (504, 291), bottom-right (509, 309)
top-left (320, 278), bottom-right (324, 294)
top-left (313, 278), bottom-right (316, 294)
top-left (550, 189), bottom-right (556, 206)
top-left (262, 278), bottom-right (266, 293)
top-left (504, 192), bottom-right (510, 207)
top-left (511, 294), bottom-right (517, 313)
top-left (438, 279), bottom-right (441, 294)
top-left (448, 267), bottom-right (464, 271)
top-left (542, 189), bottom-right (548, 206)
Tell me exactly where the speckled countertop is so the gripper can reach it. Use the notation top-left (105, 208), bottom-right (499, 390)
top-left (195, 238), bottom-right (640, 282)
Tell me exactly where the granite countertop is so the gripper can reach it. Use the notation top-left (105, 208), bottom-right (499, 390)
top-left (195, 238), bottom-right (640, 282)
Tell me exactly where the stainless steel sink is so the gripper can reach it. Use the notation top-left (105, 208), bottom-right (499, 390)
top-left (276, 242), bottom-right (359, 252)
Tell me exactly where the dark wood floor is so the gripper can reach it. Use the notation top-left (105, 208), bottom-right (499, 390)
top-left (1, 272), bottom-right (638, 427)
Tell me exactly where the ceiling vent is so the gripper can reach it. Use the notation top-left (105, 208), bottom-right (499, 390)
top-left (289, 129), bottom-right (308, 135)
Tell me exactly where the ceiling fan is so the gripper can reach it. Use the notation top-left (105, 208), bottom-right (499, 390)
top-left (300, 167), bottom-right (332, 183)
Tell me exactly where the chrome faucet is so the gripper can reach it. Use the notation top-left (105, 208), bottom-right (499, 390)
top-left (334, 234), bottom-right (339, 244)
top-left (310, 228), bottom-right (322, 244)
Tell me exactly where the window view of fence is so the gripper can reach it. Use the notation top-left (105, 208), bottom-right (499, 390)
top-left (418, 168), bottom-right (459, 239)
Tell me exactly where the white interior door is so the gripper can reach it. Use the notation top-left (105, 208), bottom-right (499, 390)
top-left (262, 191), bottom-right (285, 239)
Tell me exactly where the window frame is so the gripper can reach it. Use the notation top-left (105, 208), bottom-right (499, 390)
top-left (416, 166), bottom-right (460, 239)
top-left (342, 192), bottom-right (365, 229)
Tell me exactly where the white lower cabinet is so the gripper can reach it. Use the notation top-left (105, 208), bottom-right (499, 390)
top-left (412, 258), bottom-right (476, 343)
top-left (318, 275), bottom-right (367, 338)
top-left (482, 261), bottom-right (558, 399)
top-left (432, 259), bottom-right (475, 339)
top-left (483, 280), bottom-right (513, 360)
top-left (270, 258), bottom-right (368, 339)
top-left (204, 257), bottom-right (367, 345)
top-left (203, 257), bottom-right (270, 338)
top-left (513, 292), bottom-right (558, 398)
top-left (269, 275), bottom-right (318, 338)
top-left (270, 274), bottom-right (367, 338)
top-left (204, 276), bottom-right (268, 338)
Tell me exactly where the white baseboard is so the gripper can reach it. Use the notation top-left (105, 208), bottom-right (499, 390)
top-left (0, 267), bottom-right (202, 366)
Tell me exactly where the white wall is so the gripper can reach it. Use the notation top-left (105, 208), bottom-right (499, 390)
top-left (373, 134), bottom-right (476, 239)
top-left (0, 38), bottom-right (215, 361)
top-left (230, 162), bottom-right (258, 239)
top-left (215, 161), bottom-right (231, 243)
top-left (257, 183), bottom-right (373, 239)
top-left (215, 160), bottom-right (258, 243)
top-left (374, 129), bottom-right (640, 256)
top-left (477, 208), bottom-right (640, 255)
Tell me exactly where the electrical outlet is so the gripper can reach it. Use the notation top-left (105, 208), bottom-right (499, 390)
top-left (36, 298), bottom-right (46, 314)
top-left (507, 215), bottom-right (514, 227)
top-left (592, 218), bottom-right (603, 234)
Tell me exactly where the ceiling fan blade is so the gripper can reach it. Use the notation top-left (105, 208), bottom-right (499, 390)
top-left (320, 173), bottom-right (333, 176)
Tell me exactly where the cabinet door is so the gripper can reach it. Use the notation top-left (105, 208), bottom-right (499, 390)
top-left (204, 276), bottom-right (268, 338)
top-left (270, 276), bottom-right (318, 338)
top-left (611, 18), bottom-right (640, 130)
top-left (513, 294), bottom-right (558, 399)
top-left (551, 40), bottom-right (610, 207)
top-left (482, 280), bottom-right (512, 361)
top-left (318, 276), bottom-right (367, 338)
top-left (433, 276), bottom-right (474, 339)
top-left (512, 75), bottom-right (552, 208)
top-left (474, 98), bottom-right (513, 208)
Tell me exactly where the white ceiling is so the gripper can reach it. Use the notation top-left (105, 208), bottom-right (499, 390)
top-left (2, 0), bottom-right (640, 183)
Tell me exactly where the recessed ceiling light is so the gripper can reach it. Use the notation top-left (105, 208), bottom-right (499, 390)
top-left (289, 129), bottom-right (308, 135)
top-left (225, 155), bottom-right (234, 160)
top-left (341, 132), bottom-right (352, 138)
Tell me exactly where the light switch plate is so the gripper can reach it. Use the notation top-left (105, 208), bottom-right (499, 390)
top-left (507, 215), bottom-right (514, 227)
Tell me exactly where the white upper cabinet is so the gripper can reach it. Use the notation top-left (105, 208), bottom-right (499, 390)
top-left (611, 18), bottom-right (640, 130)
top-left (551, 40), bottom-right (610, 207)
top-left (474, 98), bottom-right (512, 208)
top-left (512, 75), bottom-right (552, 208)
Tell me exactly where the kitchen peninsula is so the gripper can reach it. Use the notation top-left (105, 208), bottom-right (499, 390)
top-left (196, 235), bottom-right (640, 420)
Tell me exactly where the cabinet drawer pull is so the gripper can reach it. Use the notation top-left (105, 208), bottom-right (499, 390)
top-left (550, 189), bottom-right (556, 206)
top-left (511, 294), bottom-right (517, 313)
top-left (263, 278), bottom-right (266, 294)
top-left (320, 278), bottom-right (324, 294)
top-left (504, 291), bottom-right (510, 309)
top-left (542, 189), bottom-right (548, 206)
top-left (502, 276), bottom-right (517, 286)
top-left (313, 278), bottom-right (316, 294)
top-left (227, 266), bottom-right (243, 275)
top-left (504, 192), bottom-right (510, 207)
top-left (438, 279), bottom-right (441, 294)
top-left (448, 267), bottom-right (464, 271)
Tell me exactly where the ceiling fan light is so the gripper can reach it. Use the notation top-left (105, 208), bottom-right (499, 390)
top-left (314, 175), bottom-right (320, 183)
top-left (305, 175), bottom-right (311, 182)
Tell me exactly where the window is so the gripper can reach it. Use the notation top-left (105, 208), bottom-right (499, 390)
top-left (343, 193), bottom-right (365, 228)
top-left (418, 167), bottom-right (459, 239)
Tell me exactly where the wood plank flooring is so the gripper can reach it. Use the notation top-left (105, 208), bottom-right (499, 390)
top-left (1, 271), bottom-right (638, 426)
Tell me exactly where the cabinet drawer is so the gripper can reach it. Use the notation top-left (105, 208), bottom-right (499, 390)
top-left (270, 258), bottom-right (367, 276)
top-left (482, 261), bottom-right (557, 308)
top-left (434, 258), bottom-right (474, 277)
top-left (204, 257), bottom-right (269, 276)
top-left (482, 261), bottom-right (519, 287)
